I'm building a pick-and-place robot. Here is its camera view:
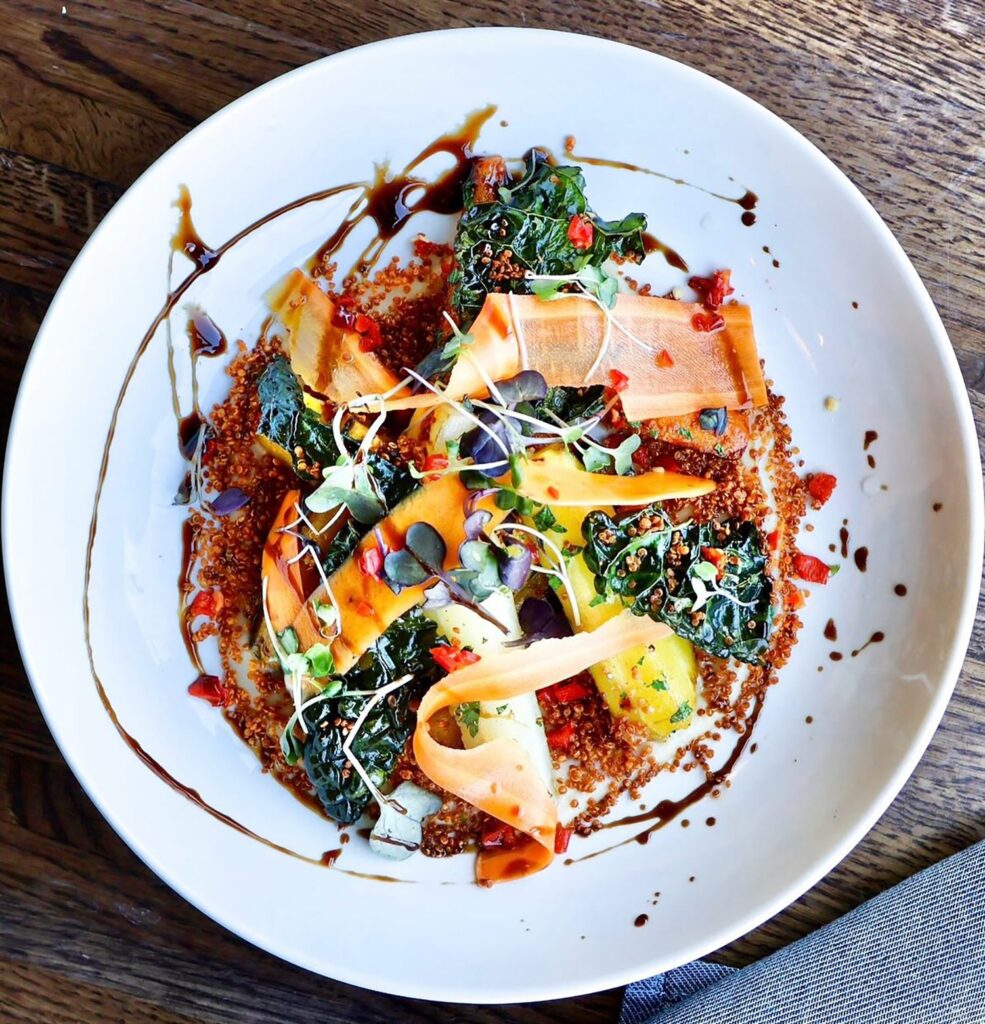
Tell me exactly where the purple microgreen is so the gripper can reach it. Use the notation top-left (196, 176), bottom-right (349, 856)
top-left (699, 407), bottom-right (729, 437)
top-left (208, 487), bottom-right (250, 516)
top-left (460, 408), bottom-right (513, 472)
top-left (497, 542), bottom-right (532, 591)
top-left (505, 596), bottom-right (573, 648)
top-left (383, 550), bottom-right (431, 591)
top-left (405, 522), bottom-right (447, 568)
top-left (494, 370), bottom-right (549, 407)
top-left (463, 509), bottom-right (493, 540)
top-left (463, 486), bottom-right (498, 515)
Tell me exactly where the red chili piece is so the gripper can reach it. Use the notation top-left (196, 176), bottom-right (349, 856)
top-left (189, 589), bottom-right (222, 619)
top-left (540, 680), bottom-right (594, 704)
top-left (547, 722), bottom-right (576, 753)
top-left (422, 452), bottom-right (449, 482)
top-left (656, 349), bottom-right (675, 369)
top-left (767, 530), bottom-right (780, 551)
top-left (700, 546), bottom-right (727, 578)
top-left (547, 485), bottom-right (561, 500)
top-left (357, 547), bottom-right (383, 579)
top-left (355, 600), bottom-right (375, 618)
top-left (481, 821), bottom-right (519, 849)
top-left (793, 553), bottom-right (831, 584)
top-left (608, 368), bottom-right (630, 393)
top-left (567, 214), bottom-right (594, 250)
top-left (807, 472), bottom-right (838, 506)
top-left (188, 674), bottom-right (229, 707)
top-left (688, 269), bottom-right (734, 310)
top-left (354, 313), bottom-right (384, 352)
top-left (691, 312), bottom-right (726, 334)
top-left (554, 826), bottom-right (572, 855)
top-left (430, 645), bottom-right (481, 674)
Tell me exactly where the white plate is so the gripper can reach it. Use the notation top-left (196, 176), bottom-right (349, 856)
top-left (4, 28), bottom-right (982, 1003)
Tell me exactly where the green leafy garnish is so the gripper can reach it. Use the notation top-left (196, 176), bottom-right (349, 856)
top-left (451, 151), bottom-right (647, 324)
top-left (456, 701), bottom-right (481, 739)
top-left (302, 613), bottom-right (440, 824)
top-left (670, 701), bottom-right (692, 724)
top-left (582, 506), bottom-right (773, 664)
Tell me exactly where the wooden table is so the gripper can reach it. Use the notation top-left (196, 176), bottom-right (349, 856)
top-left (1, 2), bottom-right (982, 1020)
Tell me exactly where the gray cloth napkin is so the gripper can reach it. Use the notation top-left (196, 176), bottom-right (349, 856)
top-left (621, 839), bottom-right (985, 1024)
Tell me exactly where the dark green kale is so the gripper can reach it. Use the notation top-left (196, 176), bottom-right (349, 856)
top-left (450, 151), bottom-right (647, 324)
top-left (582, 506), bottom-right (773, 664)
top-left (257, 356), bottom-right (416, 502)
top-left (302, 613), bottom-right (440, 825)
top-left (532, 385), bottom-right (606, 425)
top-left (257, 356), bottom-right (339, 480)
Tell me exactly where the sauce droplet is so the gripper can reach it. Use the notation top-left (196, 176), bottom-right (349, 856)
top-left (863, 430), bottom-right (878, 450)
top-left (705, 816), bottom-right (716, 827)
top-left (741, 210), bottom-right (757, 227)
top-left (642, 231), bottom-right (688, 272)
top-left (824, 618), bottom-right (838, 642)
top-left (805, 715), bottom-right (814, 724)
top-left (933, 502), bottom-right (943, 512)
top-left (854, 547), bottom-right (869, 572)
top-left (894, 583), bottom-right (907, 596)
top-left (635, 914), bottom-right (649, 927)
top-left (187, 307), bottom-right (228, 357)
top-left (851, 631), bottom-right (885, 657)
top-left (830, 651), bottom-right (844, 662)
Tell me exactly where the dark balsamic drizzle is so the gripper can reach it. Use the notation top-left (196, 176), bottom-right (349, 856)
top-left (894, 584), bottom-right (907, 597)
top-left (570, 150), bottom-right (758, 229)
top-left (84, 111), bottom-right (771, 880)
top-left (851, 632), bottom-right (885, 657)
top-left (635, 914), bottom-right (649, 927)
top-left (82, 110), bottom-right (505, 883)
top-left (642, 231), bottom-right (688, 273)
top-left (565, 699), bottom-right (763, 865)
top-left (824, 618), bottom-right (838, 642)
top-left (854, 547), bottom-right (869, 573)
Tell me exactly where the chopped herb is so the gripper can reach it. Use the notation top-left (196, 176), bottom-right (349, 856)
top-left (456, 701), bottom-right (481, 739)
top-left (670, 701), bottom-right (692, 724)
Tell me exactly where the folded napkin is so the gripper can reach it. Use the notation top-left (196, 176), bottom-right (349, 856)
top-left (621, 838), bottom-right (985, 1024)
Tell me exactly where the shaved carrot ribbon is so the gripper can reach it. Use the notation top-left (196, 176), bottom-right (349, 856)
top-left (413, 611), bottom-right (672, 884)
top-left (380, 292), bottom-right (767, 421)
top-left (516, 452), bottom-right (715, 506)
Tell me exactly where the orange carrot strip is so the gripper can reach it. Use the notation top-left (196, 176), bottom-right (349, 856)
top-left (381, 292), bottom-right (766, 421)
top-left (414, 611), bottom-right (672, 883)
top-left (267, 269), bottom-right (406, 403)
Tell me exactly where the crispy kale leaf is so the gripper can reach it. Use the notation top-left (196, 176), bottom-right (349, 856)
top-left (302, 613), bottom-right (440, 825)
top-left (450, 151), bottom-right (647, 324)
top-left (582, 506), bottom-right (773, 664)
top-left (257, 356), bottom-right (416, 499)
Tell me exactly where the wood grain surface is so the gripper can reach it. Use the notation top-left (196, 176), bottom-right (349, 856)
top-left (1, 2), bottom-right (982, 1020)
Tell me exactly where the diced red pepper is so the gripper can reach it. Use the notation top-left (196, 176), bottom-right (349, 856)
top-left (430, 645), bottom-right (481, 674)
top-left (701, 546), bottom-right (727, 578)
top-left (608, 368), bottom-right (630, 393)
top-left (807, 472), bottom-right (838, 506)
top-left (554, 826), bottom-right (572, 854)
top-left (355, 599), bottom-right (375, 618)
top-left (793, 553), bottom-right (831, 584)
top-left (567, 214), bottom-right (594, 250)
top-left (547, 485), bottom-right (561, 500)
top-left (788, 589), bottom-right (806, 610)
top-left (540, 679), bottom-right (594, 704)
top-left (354, 313), bottom-right (384, 352)
top-left (547, 722), bottom-right (576, 753)
top-left (331, 295), bottom-right (358, 330)
top-left (691, 312), bottom-right (726, 334)
top-left (422, 452), bottom-right (449, 482)
top-left (188, 674), bottom-right (229, 707)
top-left (481, 821), bottom-right (519, 849)
top-left (656, 349), bottom-right (675, 369)
top-left (189, 589), bottom-right (223, 620)
top-left (357, 547), bottom-right (383, 579)
top-left (767, 530), bottom-right (780, 552)
top-left (688, 269), bottom-right (734, 310)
